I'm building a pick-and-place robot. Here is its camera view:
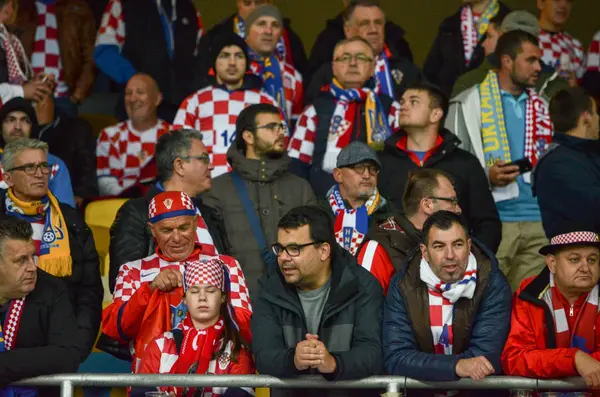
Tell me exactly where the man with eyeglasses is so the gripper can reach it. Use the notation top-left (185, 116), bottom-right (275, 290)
top-left (378, 82), bottom-right (501, 254)
top-left (96, 73), bottom-right (170, 198)
top-left (203, 104), bottom-right (315, 295)
top-left (173, 33), bottom-right (279, 178)
top-left (289, 36), bottom-right (401, 198)
top-left (0, 138), bottom-right (103, 367)
top-left (305, 0), bottom-right (421, 104)
top-left (0, 97), bottom-right (75, 207)
top-left (252, 205), bottom-right (383, 397)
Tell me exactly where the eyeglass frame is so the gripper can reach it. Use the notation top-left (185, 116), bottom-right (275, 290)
top-left (344, 162), bottom-right (380, 176)
top-left (428, 196), bottom-right (460, 207)
top-left (271, 241), bottom-right (324, 257)
top-left (333, 53), bottom-right (374, 64)
top-left (7, 162), bottom-right (51, 175)
top-left (180, 153), bottom-right (211, 165)
top-left (255, 122), bottom-right (288, 134)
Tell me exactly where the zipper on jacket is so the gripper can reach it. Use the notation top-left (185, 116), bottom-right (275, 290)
top-left (570, 305), bottom-right (574, 316)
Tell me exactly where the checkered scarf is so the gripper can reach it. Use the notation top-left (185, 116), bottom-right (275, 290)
top-left (0, 24), bottom-right (33, 85)
top-left (375, 47), bottom-right (394, 99)
top-left (543, 273), bottom-right (598, 353)
top-left (420, 253), bottom-right (477, 355)
top-left (328, 184), bottom-right (382, 255)
top-left (0, 298), bottom-right (25, 352)
top-left (460, 0), bottom-right (499, 66)
top-left (479, 70), bottom-right (553, 171)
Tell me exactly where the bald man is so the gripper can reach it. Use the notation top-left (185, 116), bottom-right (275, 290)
top-left (96, 73), bottom-right (171, 197)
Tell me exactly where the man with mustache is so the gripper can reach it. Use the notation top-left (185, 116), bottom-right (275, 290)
top-left (96, 73), bottom-right (171, 198)
top-left (173, 33), bottom-right (279, 178)
top-left (202, 104), bottom-right (315, 295)
top-left (502, 226), bottom-right (600, 389)
top-left (384, 211), bottom-right (511, 383)
top-left (446, 30), bottom-right (552, 291)
top-left (0, 97), bottom-right (74, 207)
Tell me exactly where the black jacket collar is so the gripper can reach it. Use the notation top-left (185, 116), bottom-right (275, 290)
top-left (384, 128), bottom-right (461, 160)
top-left (553, 133), bottom-right (600, 153)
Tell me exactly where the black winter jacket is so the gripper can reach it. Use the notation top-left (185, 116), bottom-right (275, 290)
top-left (378, 129), bottom-right (501, 253)
top-left (0, 270), bottom-right (81, 388)
top-left (423, 2), bottom-right (510, 96)
top-left (305, 13), bottom-right (413, 89)
top-left (0, 189), bottom-right (103, 363)
top-left (533, 134), bottom-right (600, 238)
top-left (108, 184), bottom-right (229, 293)
top-left (251, 248), bottom-right (383, 397)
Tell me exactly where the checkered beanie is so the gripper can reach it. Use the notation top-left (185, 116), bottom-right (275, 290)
top-left (148, 191), bottom-right (195, 224)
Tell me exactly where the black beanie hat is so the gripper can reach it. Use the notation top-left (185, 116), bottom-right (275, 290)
top-left (211, 32), bottom-right (250, 73)
top-left (0, 97), bottom-right (40, 147)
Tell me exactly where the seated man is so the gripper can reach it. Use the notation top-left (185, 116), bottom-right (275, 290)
top-left (96, 73), bottom-right (171, 198)
top-left (384, 211), bottom-right (511, 382)
top-left (0, 138), bottom-right (102, 364)
top-left (252, 206), bottom-right (383, 397)
top-left (502, 227), bottom-right (600, 388)
top-left (0, 217), bottom-right (80, 388)
top-left (103, 191), bottom-right (251, 373)
top-left (0, 97), bottom-right (74, 207)
top-left (368, 168), bottom-right (461, 273)
top-left (173, 32), bottom-right (278, 178)
top-left (288, 36), bottom-right (400, 197)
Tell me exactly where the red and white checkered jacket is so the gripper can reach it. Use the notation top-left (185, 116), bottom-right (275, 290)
top-left (96, 120), bottom-right (171, 196)
top-left (288, 100), bottom-right (401, 165)
top-left (102, 250), bottom-right (252, 371)
top-left (172, 86), bottom-right (278, 178)
top-left (96, 0), bottom-right (204, 52)
top-left (538, 30), bottom-right (586, 79)
top-left (250, 60), bottom-right (303, 124)
top-left (587, 30), bottom-right (600, 72)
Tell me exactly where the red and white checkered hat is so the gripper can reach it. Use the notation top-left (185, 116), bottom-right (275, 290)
top-left (184, 258), bottom-right (225, 291)
top-left (148, 191), bottom-right (196, 224)
top-left (539, 231), bottom-right (600, 255)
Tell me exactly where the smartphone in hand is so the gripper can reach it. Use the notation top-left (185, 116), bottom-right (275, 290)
top-left (504, 158), bottom-right (533, 174)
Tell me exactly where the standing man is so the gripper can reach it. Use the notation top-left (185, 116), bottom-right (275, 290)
top-left (288, 37), bottom-right (400, 197)
top-left (446, 31), bottom-right (552, 290)
top-left (96, 74), bottom-right (171, 198)
top-left (202, 104), bottom-right (315, 295)
top-left (252, 206), bottom-right (383, 397)
top-left (244, 4), bottom-right (303, 126)
top-left (583, 31), bottom-right (600, 101)
top-left (173, 33), bottom-right (278, 178)
top-left (424, 0), bottom-right (511, 96)
top-left (379, 83), bottom-right (501, 253)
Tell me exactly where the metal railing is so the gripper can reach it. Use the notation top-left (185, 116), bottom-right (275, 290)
top-left (15, 374), bottom-right (589, 397)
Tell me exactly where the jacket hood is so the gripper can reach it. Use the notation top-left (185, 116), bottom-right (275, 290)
top-left (0, 97), bottom-right (40, 147)
top-left (226, 143), bottom-right (291, 183)
top-left (384, 127), bottom-right (461, 154)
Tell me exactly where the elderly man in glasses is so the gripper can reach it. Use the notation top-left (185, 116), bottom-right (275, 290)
top-left (203, 103), bottom-right (315, 295)
top-left (0, 138), bottom-right (103, 366)
top-left (251, 205), bottom-right (383, 397)
top-left (288, 36), bottom-right (401, 198)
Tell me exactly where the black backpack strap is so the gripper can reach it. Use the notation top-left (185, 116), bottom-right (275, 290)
top-left (172, 329), bottom-right (184, 354)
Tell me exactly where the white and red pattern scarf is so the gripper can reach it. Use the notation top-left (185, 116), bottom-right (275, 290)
top-left (0, 24), bottom-right (32, 85)
top-left (328, 184), bottom-right (382, 255)
top-left (460, 0), bottom-right (500, 66)
top-left (420, 253), bottom-right (477, 355)
top-left (0, 297), bottom-right (25, 351)
top-left (543, 273), bottom-right (598, 353)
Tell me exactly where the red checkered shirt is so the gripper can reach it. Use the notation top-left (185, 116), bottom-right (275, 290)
top-left (587, 30), bottom-right (600, 72)
top-left (96, 120), bottom-right (171, 195)
top-left (539, 30), bottom-right (586, 79)
top-left (288, 100), bottom-right (401, 165)
top-left (172, 87), bottom-right (278, 178)
top-left (96, 0), bottom-right (204, 53)
top-left (31, 1), bottom-right (68, 97)
top-left (250, 59), bottom-right (303, 124)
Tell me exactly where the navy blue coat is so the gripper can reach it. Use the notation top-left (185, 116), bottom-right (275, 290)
top-left (383, 241), bottom-right (511, 381)
top-left (533, 134), bottom-right (600, 238)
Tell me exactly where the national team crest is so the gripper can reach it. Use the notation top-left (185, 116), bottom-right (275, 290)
top-left (163, 198), bottom-right (173, 210)
top-left (391, 69), bottom-right (404, 85)
top-left (329, 115), bottom-right (351, 141)
top-left (535, 138), bottom-right (549, 159)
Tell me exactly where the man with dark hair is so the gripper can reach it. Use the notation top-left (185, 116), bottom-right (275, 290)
top-left (0, 217), bottom-right (81, 388)
top-left (379, 82), bottom-right (501, 253)
top-left (305, 0), bottom-right (412, 89)
top-left (447, 30), bottom-right (552, 290)
top-left (423, 0), bottom-right (511, 96)
top-left (288, 36), bottom-right (400, 197)
top-left (305, 0), bottom-right (421, 104)
top-left (173, 33), bottom-right (279, 178)
top-left (534, 87), bottom-right (600, 238)
top-left (384, 210), bottom-right (511, 382)
top-left (203, 104), bottom-right (315, 294)
top-left (252, 205), bottom-right (383, 396)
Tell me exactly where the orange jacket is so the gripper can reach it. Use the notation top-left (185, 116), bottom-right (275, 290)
top-left (501, 270), bottom-right (600, 378)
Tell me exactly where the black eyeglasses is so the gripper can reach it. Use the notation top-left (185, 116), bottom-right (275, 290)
top-left (333, 53), bottom-right (374, 64)
top-left (256, 122), bottom-right (288, 134)
top-left (346, 163), bottom-right (380, 176)
top-left (7, 162), bottom-right (51, 175)
top-left (428, 196), bottom-right (460, 207)
top-left (180, 153), bottom-right (211, 165)
top-left (271, 241), bottom-right (323, 257)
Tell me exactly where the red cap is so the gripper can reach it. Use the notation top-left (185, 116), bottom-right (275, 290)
top-left (148, 191), bottom-right (195, 224)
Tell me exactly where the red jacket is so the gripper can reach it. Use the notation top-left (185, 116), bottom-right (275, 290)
top-left (502, 270), bottom-right (600, 378)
